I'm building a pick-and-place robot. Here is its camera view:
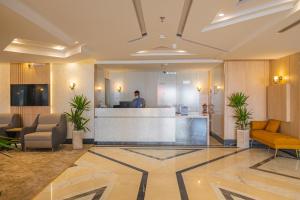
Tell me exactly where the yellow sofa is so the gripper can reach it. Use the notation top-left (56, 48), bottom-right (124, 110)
top-left (251, 119), bottom-right (300, 158)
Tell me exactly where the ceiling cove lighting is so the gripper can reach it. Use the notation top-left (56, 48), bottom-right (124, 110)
top-left (218, 12), bottom-right (225, 17)
top-left (177, 0), bottom-right (193, 37)
top-left (203, 0), bottom-right (297, 32)
top-left (129, 0), bottom-right (147, 43)
top-left (4, 38), bottom-right (82, 58)
top-left (176, 0), bottom-right (228, 52)
top-left (131, 46), bottom-right (192, 56)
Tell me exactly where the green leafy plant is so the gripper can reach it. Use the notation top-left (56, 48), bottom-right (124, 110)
top-left (65, 94), bottom-right (91, 132)
top-left (228, 92), bottom-right (252, 130)
top-left (0, 136), bottom-right (16, 150)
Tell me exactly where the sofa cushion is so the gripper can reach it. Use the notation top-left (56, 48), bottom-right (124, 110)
top-left (36, 124), bottom-right (56, 132)
top-left (24, 132), bottom-right (52, 141)
top-left (39, 114), bottom-right (61, 124)
top-left (265, 119), bottom-right (280, 133)
top-left (251, 121), bottom-right (268, 130)
top-left (252, 130), bottom-right (300, 145)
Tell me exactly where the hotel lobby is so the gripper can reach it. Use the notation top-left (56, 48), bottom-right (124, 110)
top-left (1, 0), bottom-right (300, 200)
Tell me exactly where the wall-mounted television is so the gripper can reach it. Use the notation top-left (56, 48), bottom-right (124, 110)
top-left (11, 84), bottom-right (49, 106)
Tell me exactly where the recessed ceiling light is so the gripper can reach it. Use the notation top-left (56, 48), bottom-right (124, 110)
top-left (12, 38), bottom-right (24, 45)
top-left (218, 13), bottom-right (225, 17)
top-left (52, 45), bottom-right (66, 51)
top-left (160, 34), bottom-right (167, 39)
top-left (136, 50), bottom-right (147, 54)
top-left (176, 50), bottom-right (186, 53)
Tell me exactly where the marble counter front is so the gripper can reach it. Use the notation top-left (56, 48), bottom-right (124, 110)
top-left (95, 108), bottom-right (176, 143)
top-left (94, 108), bottom-right (209, 145)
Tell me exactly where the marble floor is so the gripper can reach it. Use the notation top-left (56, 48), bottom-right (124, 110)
top-left (33, 147), bottom-right (300, 200)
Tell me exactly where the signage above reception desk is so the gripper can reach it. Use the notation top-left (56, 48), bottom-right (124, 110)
top-left (94, 108), bottom-right (209, 145)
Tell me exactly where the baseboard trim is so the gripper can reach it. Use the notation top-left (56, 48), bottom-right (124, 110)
top-left (224, 139), bottom-right (237, 146)
top-left (94, 141), bottom-right (206, 146)
top-left (210, 132), bottom-right (237, 146)
top-left (64, 138), bottom-right (94, 144)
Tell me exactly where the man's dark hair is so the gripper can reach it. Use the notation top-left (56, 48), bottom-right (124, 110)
top-left (134, 90), bottom-right (140, 95)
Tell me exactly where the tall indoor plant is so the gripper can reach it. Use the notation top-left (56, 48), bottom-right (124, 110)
top-left (65, 94), bottom-right (91, 150)
top-left (228, 92), bottom-right (252, 148)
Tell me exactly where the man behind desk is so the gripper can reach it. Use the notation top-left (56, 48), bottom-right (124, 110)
top-left (131, 90), bottom-right (146, 108)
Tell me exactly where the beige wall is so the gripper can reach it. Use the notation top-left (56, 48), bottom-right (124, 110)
top-left (209, 64), bottom-right (224, 139)
top-left (224, 61), bottom-right (269, 140)
top-left (51, 62), bottom-right (95, 139)
top-left (270, 53), bottom-right (300, 138)
top-left (0, 63), bottom-right (10, 113)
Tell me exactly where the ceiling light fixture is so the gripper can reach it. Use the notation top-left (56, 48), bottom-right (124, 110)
top-left (4, 38), bottom-right (82, 58)
top-left (218, 12), bottom-right (225, 17)
top-left (52, 45), bottom-right (66, 51)
top-left (160, 34), bottom-right (167, 39)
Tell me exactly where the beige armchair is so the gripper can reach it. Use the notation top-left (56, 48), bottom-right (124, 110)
top-left (21, 114), bottom-right (67, 151)
top-left (0, 114), bottom-right (21, 136)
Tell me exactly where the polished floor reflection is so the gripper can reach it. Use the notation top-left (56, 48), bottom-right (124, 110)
top-left (33, 147), bottom-right (300, 200)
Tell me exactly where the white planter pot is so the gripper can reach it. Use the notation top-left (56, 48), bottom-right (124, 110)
top-left (72, 130), bottom-right (84, 150)
top-left (236, 129), bottom-right (250, 148)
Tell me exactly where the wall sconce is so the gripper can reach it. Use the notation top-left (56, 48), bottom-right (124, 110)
top-left (69, 81), bottom-right (76, 90)
top-left (196, 85), bottom-right (202, 92)
top-left (273, 76), bottom-right (283, 84)
top-left (96, 86), bottom-right (102, 92)
top-left (214, 85), bottom-right (222, 94)
top-left (117, 85), bottom-right (122, 93)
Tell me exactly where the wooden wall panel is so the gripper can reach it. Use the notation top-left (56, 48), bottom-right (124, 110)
top-left (270, 53), bottom-right (300, 138)
top-left (224, 61), bottom-right (269, 140)
top-left (267, 84), bottom-right (290, 122)
top-left (10, 63), bottom-right (50, 127)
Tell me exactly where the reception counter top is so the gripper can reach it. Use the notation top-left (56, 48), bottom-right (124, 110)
top-left (94, 108), bottom-right (209, 145)
top-left (95, 107), bottom-right (175, 117)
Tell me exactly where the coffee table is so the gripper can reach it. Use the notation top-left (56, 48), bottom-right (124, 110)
top-left (5, 128), bottom-right (22, 148)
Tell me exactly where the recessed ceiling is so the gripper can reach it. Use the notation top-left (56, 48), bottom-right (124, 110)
top-left (4, 38), bottom-right (83, 58)
top-left (99, 63), bottom-right (220, 72)
top-left (0, 0), bottom-right (300, 62)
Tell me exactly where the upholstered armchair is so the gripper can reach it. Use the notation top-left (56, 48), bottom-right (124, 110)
top-left (21, 114), bottom-right (67, 151)
top-left (0, 114), bottom-right (21, 136)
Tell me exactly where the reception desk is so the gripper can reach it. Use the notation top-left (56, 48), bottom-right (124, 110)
top-left (94, 108), bottom-right (209, 145)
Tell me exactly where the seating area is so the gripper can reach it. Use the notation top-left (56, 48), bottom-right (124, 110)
top-left (251, 120), bottom-right (300, 158)
top-left (0, 113), bottom-right (67, 152)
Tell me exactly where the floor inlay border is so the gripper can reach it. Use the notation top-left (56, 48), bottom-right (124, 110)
top-left (219, 188), bottom-right (255, 200)
top-left (63, 186), bottom-right (107, 200)
top-left (122, 148), bottom-right (202, 160)
top-left (88, 150), bottom-right (148, 200)
top-left (250, 156), bottom-right (300, 180)
top-left (176, 148), bottom-right (249, 200)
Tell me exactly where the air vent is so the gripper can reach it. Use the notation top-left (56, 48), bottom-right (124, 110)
top-left (278, 19), bottom-right (300, 33)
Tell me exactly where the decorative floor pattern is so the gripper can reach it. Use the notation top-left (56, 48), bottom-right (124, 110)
top-left (33, 147), bottom-right (300, 200)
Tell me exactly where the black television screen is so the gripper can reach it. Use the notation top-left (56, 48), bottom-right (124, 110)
top-left (11, 84), bottom-right (49, 106)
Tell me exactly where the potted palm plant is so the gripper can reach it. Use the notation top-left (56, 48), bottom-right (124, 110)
top-left (228, 92), bottom-right (252, 148)
top-left (65, 94), bottom-right (91, 150)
